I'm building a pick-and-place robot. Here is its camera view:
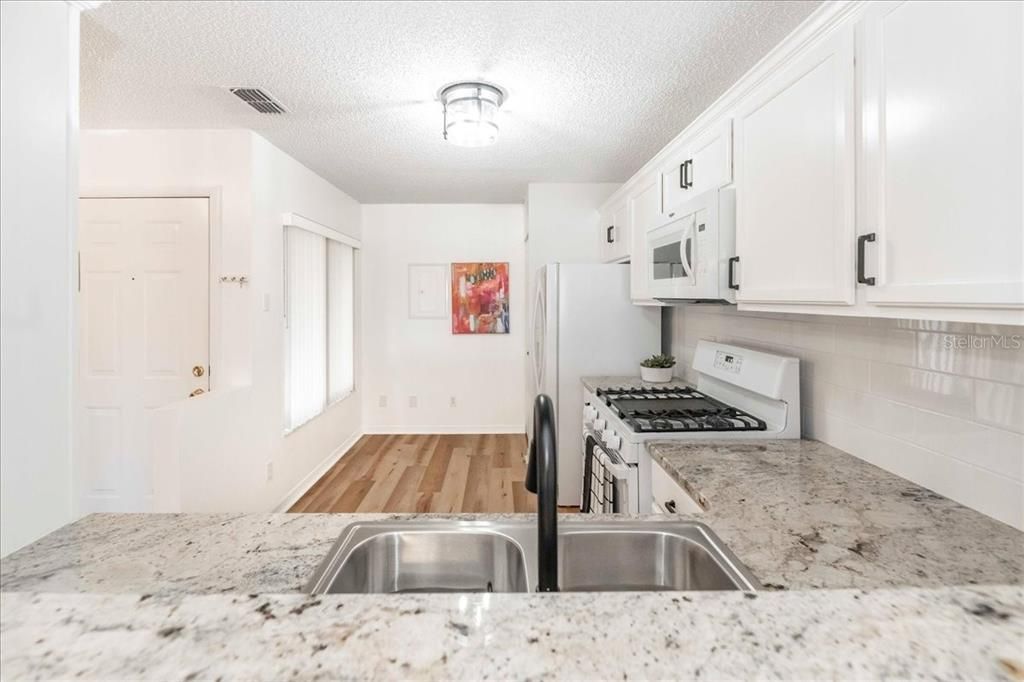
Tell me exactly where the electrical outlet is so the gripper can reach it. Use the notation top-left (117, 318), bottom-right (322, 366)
top-left (408, 396), bottom-right (418, 408)
top-left (266, 462), bottom-right (274, 482)
top-left (379, 395), bottom-right (387, 408)
top-left (450, 396), bottom-right (457, 408)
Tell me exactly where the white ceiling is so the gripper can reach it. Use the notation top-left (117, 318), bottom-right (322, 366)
top-left (81, 0), bottom-right (819, 203)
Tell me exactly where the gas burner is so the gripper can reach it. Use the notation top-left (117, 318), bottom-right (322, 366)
top-left (595, 384), bottom-right (766, 433)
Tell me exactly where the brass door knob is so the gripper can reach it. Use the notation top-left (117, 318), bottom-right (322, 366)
top-left (192, 365), bottom-right (205, 377)
top-left (189, 388), bottom-right (206, 398)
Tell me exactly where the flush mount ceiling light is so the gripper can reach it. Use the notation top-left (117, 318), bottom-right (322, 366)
top-left (438, 81), bottom-right (505, 147)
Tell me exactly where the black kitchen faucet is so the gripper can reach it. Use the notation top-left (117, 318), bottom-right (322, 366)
top-left (525, 394), bottom-right (559, 592)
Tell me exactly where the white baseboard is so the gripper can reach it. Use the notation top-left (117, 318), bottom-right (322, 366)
top-left (363, 425), bottom-right (527, 435)
top-left (273, 431), bottom-right (362, 512)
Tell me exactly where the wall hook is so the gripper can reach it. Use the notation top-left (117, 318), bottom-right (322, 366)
top-left (219, 275), bottom-right (249, 288)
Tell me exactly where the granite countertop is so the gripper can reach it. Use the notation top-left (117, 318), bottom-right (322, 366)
top-left (0, 513), bottom-right (703, 596)
top-left (582, 374), bottom-right (690, 392)
top-left (2, 586), bottom-right (1022, 680)
top-left (0, 512), bottom-right (387, 596)
top-left (646, 439), bottom-right (1024, 590)
top-left (4, 389), bottom-right (1024, 679)
top-left (582, 375), bottom-right (1024, 589)
top-left (3, 438), bottom-right (1022, 596)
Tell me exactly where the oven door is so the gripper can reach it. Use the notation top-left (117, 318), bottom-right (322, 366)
top-left (581, 429), bottom-right (638, 514)
top-left (646, 213), bottom-right (696, 298)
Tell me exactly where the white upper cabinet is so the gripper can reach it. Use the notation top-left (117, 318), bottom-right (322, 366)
top-left (599, 195), bottom-right (631, 263)
top-left (733, 22), bottom-right (856, 305)
top-left (860, 0), bottom-right (1023, 309)
top-left (609, 1), bottom-right (1021, 323)
top-left (629, 174), bottom-right (664, 304)
top-left (660, 119), bottom-right (733, 218)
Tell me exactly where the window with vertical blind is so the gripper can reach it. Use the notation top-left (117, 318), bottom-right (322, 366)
top-left (283, 219), bottom-right (357, 433)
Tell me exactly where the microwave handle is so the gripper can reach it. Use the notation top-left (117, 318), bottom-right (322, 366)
top-left (679, 224), bottom-right (694, 279)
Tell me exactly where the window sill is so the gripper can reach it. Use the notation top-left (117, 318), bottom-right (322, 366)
top-left (283, 387), bottom-right (356, 437)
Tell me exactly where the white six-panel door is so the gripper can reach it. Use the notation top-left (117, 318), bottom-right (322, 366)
top-left (78, 197), bottom-right (209, 512)
top-left (860, 0), bottom-right (1024, 308)
top-left (734, 22), bottom-right (857, 305)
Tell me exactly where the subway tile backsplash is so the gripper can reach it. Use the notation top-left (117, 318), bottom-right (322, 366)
top-left (666, 306), bottom-right (1024, 530)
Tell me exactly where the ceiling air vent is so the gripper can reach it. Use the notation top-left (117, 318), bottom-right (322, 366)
top-left (229, 87), bottom-right (286, 114)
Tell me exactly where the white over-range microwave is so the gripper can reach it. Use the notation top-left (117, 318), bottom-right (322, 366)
top-left (645, 186), bottom-right (737, 303)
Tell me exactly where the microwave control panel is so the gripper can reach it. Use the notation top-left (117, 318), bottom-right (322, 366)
top-left (694, 208), bottom-right (709, 279)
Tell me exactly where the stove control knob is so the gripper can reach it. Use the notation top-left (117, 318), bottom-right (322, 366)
top-left (593, 418), bottom-right (606, 430)
top-left (583, 406), bottom-right (597, 423)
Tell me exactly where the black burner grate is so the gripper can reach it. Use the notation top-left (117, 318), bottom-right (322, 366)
top-left (595, 385), bottom-right (767, 433)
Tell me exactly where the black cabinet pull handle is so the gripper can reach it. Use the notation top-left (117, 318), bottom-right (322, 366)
top-left (664, 500), bottom-right (677, 513)
top-left (728, 256), bottom-right (740, 290)
top-left (679, 160), bottom-right (694, 189)
top-left (857, 233), bottom-right (876, 285)
top-left (679, 159), bottom-right (694, 189)
top-left (606, 225), bottom-right (615, 244)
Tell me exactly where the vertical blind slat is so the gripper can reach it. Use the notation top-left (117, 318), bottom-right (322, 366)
top-left (284, 226), bottom-right (328, 430)
top-left (327, 240), bottom-right (355, 401)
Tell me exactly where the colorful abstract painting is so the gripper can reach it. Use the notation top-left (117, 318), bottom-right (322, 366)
top-left (451, 262), bottom-right (509, 334)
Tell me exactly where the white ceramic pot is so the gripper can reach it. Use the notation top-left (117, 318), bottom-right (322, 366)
top-left (640, 366), bottom-right (674, 383)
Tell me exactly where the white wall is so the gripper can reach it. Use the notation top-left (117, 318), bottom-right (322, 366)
top-left (361, 204), bottom-right (525, 433)
top-left (0, 1), bottom-right (80, 556)
top-left (79, 129), bottom-right (362, 513)
top-left (525, 183), bottom-right (621, 269)
top-left (81, 129), bottom-right (255, 387)
top-left (667, 306), bottom-right (1024, 530)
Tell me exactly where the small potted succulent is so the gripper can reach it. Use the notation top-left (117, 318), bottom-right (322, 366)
top-left (640, 354), bottom-right (676, 383)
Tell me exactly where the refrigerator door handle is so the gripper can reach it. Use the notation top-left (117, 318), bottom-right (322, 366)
top-left (531, 280), bottom-right (546, 391)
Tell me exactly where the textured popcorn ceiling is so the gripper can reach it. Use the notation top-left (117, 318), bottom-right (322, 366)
top-left (81, 0), bottom-right (819, 203)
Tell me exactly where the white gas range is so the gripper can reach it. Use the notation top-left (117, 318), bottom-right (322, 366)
top-left (580, 340), bottom-right (800, 514)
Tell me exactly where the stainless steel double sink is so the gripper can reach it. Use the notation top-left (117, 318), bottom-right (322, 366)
top-left (305, 519), bottom-right (760, 594)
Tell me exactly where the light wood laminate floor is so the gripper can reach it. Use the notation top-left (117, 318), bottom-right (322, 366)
top-left (289, 434), bottom-right (538, 513)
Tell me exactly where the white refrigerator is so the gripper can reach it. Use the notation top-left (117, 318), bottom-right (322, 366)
top-left (528, 263), bottom-right (661, 506)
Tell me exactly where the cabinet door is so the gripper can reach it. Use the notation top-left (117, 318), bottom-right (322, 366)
top-left (861, 0), bottom-right (1023, 308)
top-left (599, 198), bottom-right (630, 263)
top-left (686, 119), bottom-right (733, 197)
top-left (660, 147), bottom-right (690, 219)
top-left (734, 24), bottom-right (856, 304)
top-left (608, 199), bottom-right (631, 262)
top-left (661, 120), bottom-right (733, 218)
top-left (629, 175), bottom-right (663, 303)
top-left (598, 206), bottom-right (614, 262)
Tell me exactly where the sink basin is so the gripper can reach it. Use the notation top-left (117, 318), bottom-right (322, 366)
top-left (559, 528), bottom-right (751, 592)
top-left (307, 525), bottom-right (530, 594)
top-left (305, 520), bottom-right (758, 594)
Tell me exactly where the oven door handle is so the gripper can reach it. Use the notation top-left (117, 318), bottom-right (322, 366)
top-left (581, 432), bottom-right (598, 513)
top-left (607, 460), bottom-right (631, 513)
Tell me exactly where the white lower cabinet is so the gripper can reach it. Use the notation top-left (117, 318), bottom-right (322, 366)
top-left (650, 459), bottom-right (703, 515)
top-left (733, 22), bottom-right (856, 306)
top-left (859, 0), bottom-right (1024, 310)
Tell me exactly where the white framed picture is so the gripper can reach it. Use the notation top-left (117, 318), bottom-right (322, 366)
top-left (408, 263), bottom-right (448, 319)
